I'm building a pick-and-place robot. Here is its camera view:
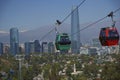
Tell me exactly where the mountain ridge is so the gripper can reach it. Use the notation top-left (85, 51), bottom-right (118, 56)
top-left (0, 20), bottom-right (120, 44)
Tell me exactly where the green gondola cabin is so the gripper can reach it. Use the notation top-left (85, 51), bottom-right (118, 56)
top-left (55, 33), bottom-right (71, 51)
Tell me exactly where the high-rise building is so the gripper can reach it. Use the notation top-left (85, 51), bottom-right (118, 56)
top-left (34, 40), bottom-right (41, 53)
top-left (25, 42), bottom-right (30, 55)
top-left (10, 28), bottom-right (19, 55)
top-left (48, 42), bottom-right (55, 53)
top-left (42, 42), bottom-right (48, 53)
top-left (71, 6), bottom-right (80, 54)
top-left (29, 42), bottom-right (34, 53)
top-left (25, 41), bottom-right (35, 55)
top-left (3, 44), bottom-right (10, 54)
top-left (0, 43), bottom-right (3, 55)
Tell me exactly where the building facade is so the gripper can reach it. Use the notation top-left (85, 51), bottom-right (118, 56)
top-left (3, 44), bottom-right (10, 54)
top-left (34, 40), bottom-right (41, 53)
top-left (29, 42), bottom-right (35, 54)
top-left (0, 43), bottom-right (3, 55)
top-left (25, 42), bottom-right (30, 56)
top-left (71, 6), bottom-right (80, 54)
top-left (10, 28), bottom-right (19, 55)
top-left (42, 42), bottom-right (48, 53)
top-left (48, 42), bottom-right (55, 53)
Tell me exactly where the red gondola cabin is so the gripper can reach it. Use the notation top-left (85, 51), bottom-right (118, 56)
top-left (99, 27), bottom-right (119, 46)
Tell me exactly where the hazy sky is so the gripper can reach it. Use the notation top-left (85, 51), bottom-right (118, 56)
top-left (0, 0), bottom-right (120, 31)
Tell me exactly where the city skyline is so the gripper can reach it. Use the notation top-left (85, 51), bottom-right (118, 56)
top-left (0, 0), bottom-right (120, 49)
top-left (0, 20), bottom-right (120, 44)
top-left (0, 1), bottom-right (120, 79)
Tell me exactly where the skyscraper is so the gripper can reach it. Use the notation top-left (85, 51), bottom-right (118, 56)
top-left (34, 40), bottom-right (41, 53)
top-left (25, 42), bottom-right (30, 56)
top-left (0, 43), bottom-right (3, 55)
top-left (42, 42), bottom-right (48, 53)
top-left (29, 42), bottom-right (35, 53)
top-left (25, 41), bottom-right (37, 55)
top-left (10, 28), bottom-right (19, 55)
top-left (71, 6), bottom-right (80, 54)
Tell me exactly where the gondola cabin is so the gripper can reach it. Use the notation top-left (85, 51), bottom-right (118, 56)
top-left (99, 27), bottom-right (119, 46)
top-left (55, 33), bottom-right (71, 50)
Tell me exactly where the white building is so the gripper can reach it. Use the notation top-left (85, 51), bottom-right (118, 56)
top-left (71, 64), bottom-right (83, 75)
top-left (33, 74), bottom-right (44, 80)
top-left (80, 47), bottom-right (97, 55)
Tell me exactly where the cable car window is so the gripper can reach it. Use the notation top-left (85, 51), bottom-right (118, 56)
top-left (59, 36), bottom-right (71, 45)
top-left (100, 30), bottom-right (106, 37)
top-left (60, 36), bottom-right (69, 41)
top-left (109, 30), bottom-right (119, 38)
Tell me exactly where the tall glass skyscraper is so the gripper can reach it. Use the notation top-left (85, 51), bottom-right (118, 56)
top-left (71, 6), bottom-right (80, 54)
top-left (10, 28), bottom-right (19, 55)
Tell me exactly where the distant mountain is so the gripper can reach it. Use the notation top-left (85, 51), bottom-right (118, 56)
top-left (0, 20), bottom-right (120, 44)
